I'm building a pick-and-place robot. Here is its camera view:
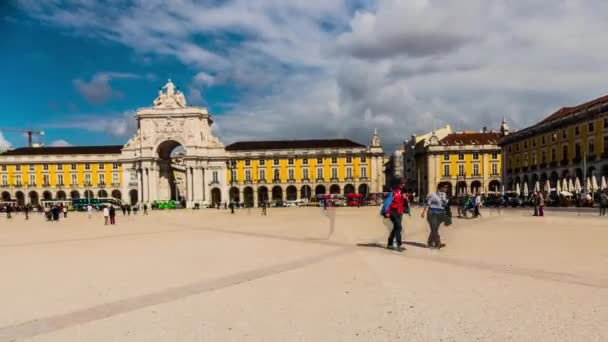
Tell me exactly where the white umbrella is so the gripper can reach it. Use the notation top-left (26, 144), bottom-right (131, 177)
top-left (545, 180), bottom-right (551, 192)
top-left (569, 178), bottom-right (574, 193)
top-left (602, 176), bottom-right (607, 190)
top-left (563, 178), bottom-right (569, 192)
top-left (556, 180), bottom-right (562, 193)
top-left (574, 177), bottom-right (582, 193)
top-left (592, 175), bottom-right (598, 191)
top-left (501, 185), bottom-right (505, 196)
top-left (515, 182), bottom-right (521, 195)
top-left (534, 181), bottom-right (540, 192)
top-left (523, 182), bottom-right (529, 197)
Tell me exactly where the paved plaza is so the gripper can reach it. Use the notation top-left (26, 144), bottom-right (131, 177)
top-left (0, 207), bottom-right (606, 341)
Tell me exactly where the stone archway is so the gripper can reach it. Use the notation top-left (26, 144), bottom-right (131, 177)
top-left (229, 187), bottom-right (240, 202)
top-left (271, 186), bottom-right (283, 201)
top-left (488, 180), bottom-right (501, 193)
top-left (329, 184), bottom-right (340, 194)
top-left (456, 181), bottom-right (467, 195)
top-left (156, 140), bottom-right (186, 201)
top-left (300, 185), bottom-right (312, 200)
top-left (358, 184), bottom-right (368, 196)
top-left (15, 191), bottom-right (25, 206)
top-left (56, 190), bottom-right (67, 200)
top-left (111, 190), bottom-right (122, 200)
top-left (470, 181), bottom-right (482, 194)
top-left (98, 189), bottom-right (108, 198)
top-left (257, 186), bottom-right (269, 204)
top-left (1, 191), bottom-right (10, 201)
top-left (29, 191), bottom-right (39, 206)
top-left (343, 184), bottom-right (355, 195)
top-left (70, 190), bottom-right (80, 199)
top-left (315, 185), bottom-right (326, 196)
top-left (84, 190), bottom-right (94, 199)
top-left (129, 189), bottom-right (138, 205)
top-left (42, 191), bottom-right (52, 201)
top-left (286, 186), bottom-right (297, 201)
top-left (243, 187), bottom-right (254, 207)
top-left (211, 188), bottom-right (222, 206)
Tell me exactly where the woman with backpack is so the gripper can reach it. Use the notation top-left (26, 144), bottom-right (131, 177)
top-left (383, 179), bottom-right (408, 251)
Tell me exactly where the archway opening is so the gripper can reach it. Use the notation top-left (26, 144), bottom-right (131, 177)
top-left (129, 189), bottom-right (138, 205)
top-left (358, 184), bottom-right (369, 196)
top-left (70, 190), bottom-right (80, 199)
top-left (315, 185), bottom-right (326, 196)
top-left (271, 186), bottom-right (283, 201)
top-left (84, 190), bottom-right (94, 199)
top-left (111, 190), bottom-right (122, 200)
top-left (1, 191), bottom-right (10, 201)
top-left (42, 191), bottom-right (52, 201)
top-left (456, 181), bottom-right (467, 195)
top-left (229, 187), bottom-right (240, 202)
top-left (300, 185), bottom-right (312, 200)
top-left (243, 187), bottom-right (254, 207)
top-left (258, 186), bottom-right (268, 205)
top-left (488, 180), bottom-right (501, 193)
top-left (56, 190), bottom-right (67, 200)
top-left (15, 191), bottom-right (24, 206)
top-left (286, 186), bottom-right (297, 201)
top-left (156, 140), bottom-right (186, 201)
top-left (29, 191), bottom-right (39, 206)
top-left (344, 184), bottom-right (355, 195)
top-left (98, 189), bottom-right (108, 198)
top-left (211, 188), bottom-right (222, 206)
top-left (329, 184), bottom-right (340, 194)
top-left (470, 181), bottom-right (482, 194)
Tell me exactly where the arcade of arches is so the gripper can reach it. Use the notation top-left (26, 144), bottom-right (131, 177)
top-left (226, 183), bottom-right (369, 206)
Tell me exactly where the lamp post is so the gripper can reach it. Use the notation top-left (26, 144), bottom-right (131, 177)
top-left (226, 159), bottom-right (237, 202)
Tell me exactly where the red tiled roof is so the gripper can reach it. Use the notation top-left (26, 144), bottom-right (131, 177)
top-left (439, 133), bottom-right (500, 146)
top-left (540, 94), bottom-right (608, 124)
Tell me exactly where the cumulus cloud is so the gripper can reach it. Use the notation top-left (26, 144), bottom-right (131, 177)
top-left (73, 72), bottom-right (137, 104)
top-left (19, 0), bottom-right (608, 151)
top-left (45, 111), bottom-right (137, 138)
top-left (0, 132), bottom-right (12, 150)
top-left (49, 139), bottom-right (71, 147)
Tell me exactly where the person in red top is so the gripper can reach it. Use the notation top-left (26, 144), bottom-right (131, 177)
top-left (385, 179), bottom-right (408, 251)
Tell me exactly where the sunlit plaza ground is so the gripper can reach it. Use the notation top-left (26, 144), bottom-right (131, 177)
top-left (0, 206), bottom-right (606, 341)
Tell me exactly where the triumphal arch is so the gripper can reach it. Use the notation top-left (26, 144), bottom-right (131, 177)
top-left (121, 80), bottom-right (229, 205)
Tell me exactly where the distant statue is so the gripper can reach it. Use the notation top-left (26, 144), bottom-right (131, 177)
top-left (176, 91), bottom-right (187, 107)
top-left (162, 79), bottom-right (175, 97)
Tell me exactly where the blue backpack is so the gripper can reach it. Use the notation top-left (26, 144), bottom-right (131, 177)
top-left (379, 192), bottom-right (394, 216)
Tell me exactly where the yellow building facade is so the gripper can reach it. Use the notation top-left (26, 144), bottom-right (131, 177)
top-left (413, 130), bottom-right (502, 198)
top-left (500, 94), bottom-right (608, 192)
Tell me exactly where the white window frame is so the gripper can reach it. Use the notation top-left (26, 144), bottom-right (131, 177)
top-left (112, 173), bottom-right (119, 184)
top-left (29, 174), bottom-right (36, 186)
top-left (98, 173), bottom-right (105, 185)
top-left (443, 164), bottom-right (450, 176)
top-left (331, 167), bottom-right (338, 179)
top-left (317, 167), bottom-right (323, 180)
top-left (72, 174), bottom-right (78, 186)
top-left (360, 166), bottom-right (367, 178)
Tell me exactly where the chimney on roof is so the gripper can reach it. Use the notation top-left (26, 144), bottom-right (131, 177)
top-left (482, 126), bottom-right (487, 133)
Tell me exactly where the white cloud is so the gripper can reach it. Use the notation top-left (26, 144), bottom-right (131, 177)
top-left (0, 132), bottom-right (12, 150)
top-left (19, 0), bottom-right (608, 150)
top-left (45, 111), bottom-right (136, 138)
top-left (49, 139), bottom-right (72, 147)
top-left (73, 72), bottom-right (138, 104)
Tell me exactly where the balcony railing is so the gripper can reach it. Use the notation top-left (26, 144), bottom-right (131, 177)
top-left (539, 162), bottom-right (547, 169)
top-left (301, 178), bottom-right (310, 183)
top-left (345, 177), bottom-right (354, 182)
top-left (272, 178), bottom-right (281, 183)
top-left (330, 177), bottom-right (339, 182)
top-left (128, 181), bottom-right (138, 186)
top-left (359, 177), bottom-right (369, 181)
top-left (244, 180), bottom-right (252, 185)
top-left (258, 179), bottom-right (266, 184)
top-left (288, 178), bottom-right (296, 183)
top-left (98, 183), bottom-right (106, 188)
top-left (111, 183), bottom-right (120, 187)
top-left (560, 160), bottom-right (568, 166)
top-left (316, 178), bottom-right (325, 182)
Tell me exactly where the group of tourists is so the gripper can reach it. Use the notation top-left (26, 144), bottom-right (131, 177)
top-left (382, 179), bottom-right (452, 251)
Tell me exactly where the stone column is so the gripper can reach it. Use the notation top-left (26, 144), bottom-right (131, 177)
top-left (148, 165), bottom-right (158, 201)
top-left (239, 188), bottom-right (244, 204)
top-left (253, 187), bottom-right (259, 207)
top-left (142, 168), bottom-right (148, 202)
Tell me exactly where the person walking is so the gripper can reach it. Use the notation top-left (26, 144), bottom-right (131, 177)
top-left (538, 192), bottom-right (545, 217)
top-left (109, 206), bottom-right (116, 225)
top-left (600, 190), bottom-right (608, 216)
top-left (143, 203), bottom-right (148, 215)
top-left (532, 192), bottom-right (539, 216)
top-left (24, 204), bottom-right (30, 220)
top-left (421, 184), bottom-right (449, 249)
top-left (62, 205), bottom-right (68, 218)
top-left (474, 192), bottom-right (482, 218)
top-left (103, 205), bottom-right (110, 225)
top-left (87, 204), bottom-right (93, 219)
top-left (127, 205), bottom-right (131, 215)
top-left (384, 180), bottom-right (407, 251)
top-left (261, 201), bottom-right (267, 216)
top-left (122, 205), bottom-right (127, 216)
top-left (6, 205), bottom-right (12, 219)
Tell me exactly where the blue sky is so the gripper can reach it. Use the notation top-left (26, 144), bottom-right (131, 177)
top-left (2, 1), bottom-right (608, 151)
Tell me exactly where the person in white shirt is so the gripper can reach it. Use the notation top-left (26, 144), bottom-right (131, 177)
top-left (474, 193), bottom-right (482, 218)
top-left (102, 206), bottom-right (110, 225)
top-left (87, 205), bottom-right (93, 219)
